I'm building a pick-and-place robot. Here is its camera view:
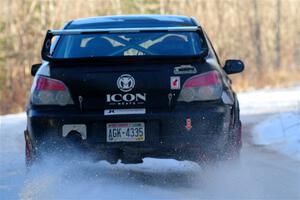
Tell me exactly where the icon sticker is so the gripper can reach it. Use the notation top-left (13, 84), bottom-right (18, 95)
top-left (117, 74), bottom-right (135, 92)
top-left (170, 76), bottom-right (180, 90)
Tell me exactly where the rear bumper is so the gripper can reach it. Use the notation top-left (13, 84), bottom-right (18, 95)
top-left (27, 104), bottom-right (233, 160)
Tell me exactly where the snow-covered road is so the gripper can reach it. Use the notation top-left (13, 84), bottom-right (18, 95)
top-left (1, 87), bottom-right (299, 200)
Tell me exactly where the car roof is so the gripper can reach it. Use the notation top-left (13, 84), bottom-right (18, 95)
top-left (66, 15), bottom-right (197, 29)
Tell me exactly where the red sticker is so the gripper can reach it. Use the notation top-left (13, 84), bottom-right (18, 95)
top-left (170, 76), bottom-right (180, 90)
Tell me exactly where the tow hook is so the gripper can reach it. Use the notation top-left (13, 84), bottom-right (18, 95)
top-left (185, 118), bottom-right (192, 131)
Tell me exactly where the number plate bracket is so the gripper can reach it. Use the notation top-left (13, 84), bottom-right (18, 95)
top-left (106, 122), bottom-right (145, 142)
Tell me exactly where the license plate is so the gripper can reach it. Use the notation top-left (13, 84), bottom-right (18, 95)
top-left (106, 122), bottom-right (145, 142)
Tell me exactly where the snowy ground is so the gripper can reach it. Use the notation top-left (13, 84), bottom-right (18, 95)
top-left (0, 86), bottom-right (300, 199)
top-left (253, 112), bottom-right (300, 161)
top-left (238, 86), bottom-right (300, 160)
top-left (238, 86), bottom-right (300, 115)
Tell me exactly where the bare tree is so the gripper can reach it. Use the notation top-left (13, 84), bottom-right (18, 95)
top-left (0, 0), bottom-right (299, 114)
top-left (252, 0), bottom-right (262, 69)
top-left (275, 0), bottom-right (281, 69)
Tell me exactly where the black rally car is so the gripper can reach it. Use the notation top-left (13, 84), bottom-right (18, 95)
top-left (25, 15), bottom-right (244, 165)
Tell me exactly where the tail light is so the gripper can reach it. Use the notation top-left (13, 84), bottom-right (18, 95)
top-left (31, 76), bottom-right (74, 106)
top-left (177, 70), bottom-right (222, 102)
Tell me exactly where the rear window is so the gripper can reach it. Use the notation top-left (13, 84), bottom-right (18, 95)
top-left (53, 32), bottom-right (205, 58)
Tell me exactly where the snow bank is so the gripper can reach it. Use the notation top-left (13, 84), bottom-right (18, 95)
top-left (238, 86), bottom-right (300, 115)
top-left (0, 112), bottom-right (26, 152)
top-left (241, 86), bottom-right (300, 160)
top-left (254, 112), bottom-right (300, 160)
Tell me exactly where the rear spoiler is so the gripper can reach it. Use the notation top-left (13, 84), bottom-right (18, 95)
top-left (50, 26), bottom-right (199, 35)
top-left (41, 26), bottom-right (203, 61)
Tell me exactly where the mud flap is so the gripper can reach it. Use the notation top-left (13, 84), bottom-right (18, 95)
top-left (24, 130), bottom-right (34, 167)
top-left (236, 120), bottom-right (242, 149)
top-left (225, 120), bottom-right (242, 160)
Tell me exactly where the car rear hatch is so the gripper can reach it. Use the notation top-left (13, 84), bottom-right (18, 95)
top-left (49, 59), bottom-right (207, 112)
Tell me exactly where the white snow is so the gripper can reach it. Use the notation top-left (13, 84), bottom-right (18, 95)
top-left (253, 112), bottom-right (300, 160)
top-left (237, 86), bottom-right (300, 160)
top-left (0, 113), bottom-right (26, 153)
top-left (238, 86), bottom-right (300, 159)
top-left (238, 86), bottom-right (300, 115)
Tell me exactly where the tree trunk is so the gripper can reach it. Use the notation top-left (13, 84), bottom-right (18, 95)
top-left (275, 0), bottom-right (281, 69)
top-left (253, 0), bottom-right (262, 69)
